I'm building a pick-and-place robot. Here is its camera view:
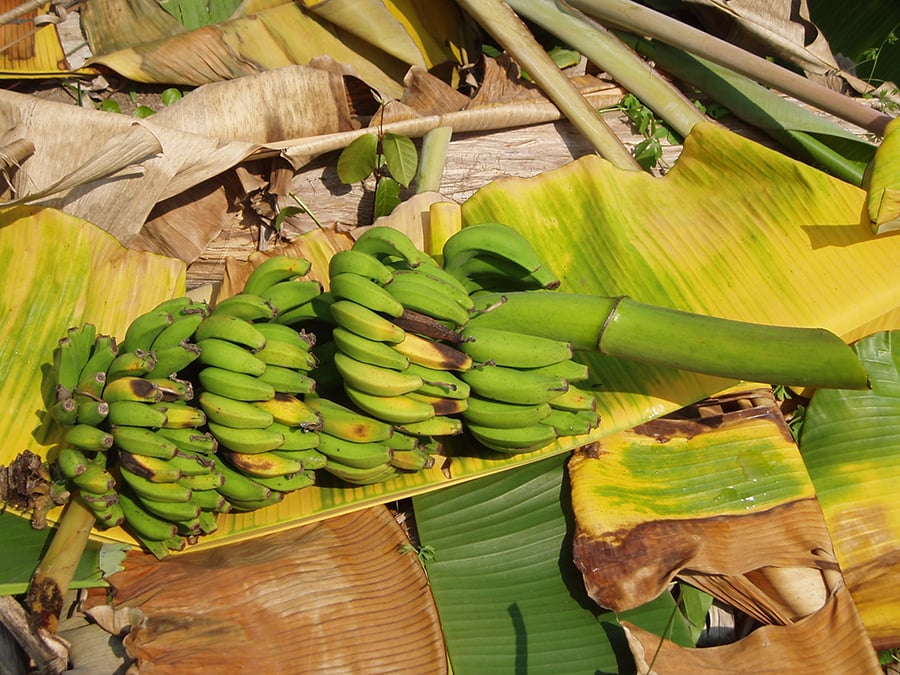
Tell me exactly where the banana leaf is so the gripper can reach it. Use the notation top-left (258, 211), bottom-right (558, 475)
top-left (863, 116), bottom-right (900, 233)
top-left (79, 0), bottom-right (468, 95)
top-left (799, 330), bottom-right (900, 650)
top-left (413, 452), bottom-right (697, 674)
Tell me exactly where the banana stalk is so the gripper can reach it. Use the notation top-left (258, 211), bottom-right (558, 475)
top-left (24, 495), bottom-right (97, 634)
top-left (453, 0), bottom-right (640, 170)
top-left (469, 292), bottom-right (869, 389)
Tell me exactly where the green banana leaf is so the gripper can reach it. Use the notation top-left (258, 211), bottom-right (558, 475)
top-left (799, 330), bottom-right (900, 649)
top-left (413, 452), bottom-right (697, 674)
top-left (863, 116), bottom-right (900, 233)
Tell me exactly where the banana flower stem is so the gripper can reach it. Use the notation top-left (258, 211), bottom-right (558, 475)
top-left (469, 292), bottom-right (870, 389)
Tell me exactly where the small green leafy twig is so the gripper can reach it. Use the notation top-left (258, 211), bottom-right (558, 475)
top-left (399, 542), bottom-right (436, 567)
top-left (602, 93), bottom-right (680, 170)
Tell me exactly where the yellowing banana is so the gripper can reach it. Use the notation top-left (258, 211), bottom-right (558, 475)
top-left (344, 385), bottom-right (435, 425)
top-left (199, 391), bottom-right (274, 429)
top-left (392, 332), bottom-right (472, 372)
top-left (329, 299), bottom-right (407, 344)
top-left (304, 396), bottom-right (394, 443)
top-left (219, 448), bottom-right (305, 478)
top-left (333, 351), bottom-right (423, 397)
top-left (253, 394), bottom-right (321, 429)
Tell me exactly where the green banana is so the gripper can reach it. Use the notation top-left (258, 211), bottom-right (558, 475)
top-left (386, 258), bottom-right (473, 308)
top-left (206, 422), bottom-right (285, 454)
top-left (119, 466), bottom-right (193, 503)
top-left (76, 334), bottom-right (119, 398)
top-left (117, 450), bottom-right (183, 483)
top-left (155, 427), bottom-right (218, 453)
top-left (252, 322), bottom-right (315, 350)
top-left (547, 385), bottom-right (598, 412)
top-left (459, 325), bottom-right (573, 368)
top-left (442, 222), bottom-right (548, 279)
top-left (316, 433), bottom-right (392, 469)
top-left (462, 396), bottom-right (553, 428)
top-left (304, 396), bottom-right (394, 443)
top-left (389, 447), bottom-right (435, 472)
top-left (145, 376), bottom-right (194, 402)
top-left (107, 400), bottom-right (168, 429)
top-left (405, 391), bottom-right (468, 416)
top-left (272, 292), bottom-right (336, 326)
top-left (256, 365), bottom-right (316, 395)
top-left (262, 279), bottom-right (324, 315)
top-left (351, 226), bottom-right (422, 267)
top-left (329, 272), bottom-right (405, 318)
top-left (105, 350), bottom-right (157, 381)
top-left (343, 385), bottom-right (435, 425)
top-left (150, 312), bottom-right (205, 351)
top-left (211, 292), bottom-right (277, 322)
top-left (212, 455), bottom-right (272, 502)
top-left (196, 338), bottom-right (267, 376)
top-left (65, 324), bottom-right (97, 376)
top-left (265, 423), bottom-right (320, 451)
top-left (72, 466), bottom-right (117, 500)
top-left (87, 497), bottom-right (125, 529)
top-left (405, 362), bottom-right (470, 400)
top-left (333, 351), bottom-right (423, 397)
top-left (56, 446), bottom-right (88, 479)
top-left (321, 458), bottom-right (398, 485)
top-left (167, 450), bottom-right (217, 476)
top-left (242, 254), bottom-right (312, 297)
top-left (121, 305), bottom-right (176, 354)
top-left (527, 359), bottom-right (591, 383)
top-left (111, 426), bottom-right (179, 459)
top-left (197, 509), bottom-right (223, 532)
top-left (73, 397), bottom-right (109, 427)
top-left (198, 391), bottom-right (274, 429)
top-left (329, 299), bottom-right (407, 344)
top-left (224, 491), bottom-right (285, 512)
top-left (332, 326), bottom-right (410, 372)
top-left (149, 401), bottom-right (207, 429)
top-left (186, 488), bottom-right (228, 511)
top-left (198, 366), bottom-right (276, 402)
top-left (254, 339), bottom-right (318, 371)
top-left (540, 408), bottom-right (601, 436)
top-left (65, 424), bottom-right (114, 451)
top-left (391, 332), bottom-right (472, 371)
top-left (467, 422), bottom-right (558, 453)
top-left (117, 488), bottom-right (179, 541)
top-left (249, 470), bottom-right (315, 493)
top-left (384, 271), bottom-right (470, 327)
top-left (50, 397), bottom-right (79, 427)
top-left (146, 343), bottom-right (201, 378)
top-left (253, 394), bottom-right (321, 429)
top-left (136, 495), bottom-right (201, 523)
top-left (54, 336), bottom-right (87, 399)
top-left (194, 314), bottom-right (267, 351)
top-left (328, 248), bottom-right (394, 285)
top-left (219, 448), bottom-right (305, 478)
top-left (102, 376), bottom-right (164, 403)
top-left (270, 447), bottom-right (328, 470)
top-left (447, 253), bottom-right (560, 293)
top-left (395, 415), bottom-right (464, 438)
top-left (461, 364), bottom-right (568, 405)
top-left (175, 471), bottom-right (226, 491)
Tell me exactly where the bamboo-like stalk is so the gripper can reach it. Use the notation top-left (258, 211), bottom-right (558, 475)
top-left (454, 0), bottom-right (641, 170)
top-left (507, 0), bottom-right (706, 139)
top-left (415, 126), bottom-right (453, 194)
top-left (24, 495), bottom-right (97, 635)
top-left (567, 0), bottom-right (893, 136)
top-left (469, 292), bottom-right (870, 389)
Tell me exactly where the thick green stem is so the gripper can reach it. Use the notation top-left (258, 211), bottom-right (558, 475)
top-left (469, 292), bottom-right (870, 389)
top-left (454, 0), bottom-right (641, 170)
top-left (25, 495), bottom-right (96, 634)
top-left (568, 0), bottom-right (893, 136)
top-left (507, 0), bottom-right (706, 139)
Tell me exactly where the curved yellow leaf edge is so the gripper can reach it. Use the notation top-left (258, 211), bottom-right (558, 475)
top-left (864, 115), bottom-right (900, 234)
top-left (0, 206), bottom-right (186, 464)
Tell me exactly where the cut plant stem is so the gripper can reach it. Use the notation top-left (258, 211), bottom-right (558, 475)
top-left (415, 126), bottom-right (453, 194)
top-left (507, 0), bottom-right (706, 140)
top-left (469, 292), bottom-right (870, 389)
top-left (567, 0), bottom-right (893, 137)
top-left (454, 0), bottom-right (641, 170)
top-left (25, 494), bottom-right (97, 634)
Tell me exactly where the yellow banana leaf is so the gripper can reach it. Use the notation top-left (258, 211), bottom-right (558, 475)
top-left (864, 115), bottom-right (900, 233)
top-left (568, 387), bottom-right (882, 672)
top-left (176, 122), bottom-right (900, 551)
top-left (79, 0), bottom-right (468, 95)
top-left (0, 1), bottom-right (94, 78)
top-left (0, 206), bottom-right (185, 467)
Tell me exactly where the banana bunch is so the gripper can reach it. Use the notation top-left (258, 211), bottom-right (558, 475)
top-left (193, 256), bottom-right (326, 509)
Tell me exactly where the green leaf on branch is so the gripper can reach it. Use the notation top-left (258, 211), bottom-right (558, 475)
top-left (374, 177), bottom-right (402, 219)
top-left (337, 134), bottom-right (379, 185)
top-left (381, 133), bottom-right (418, 188)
